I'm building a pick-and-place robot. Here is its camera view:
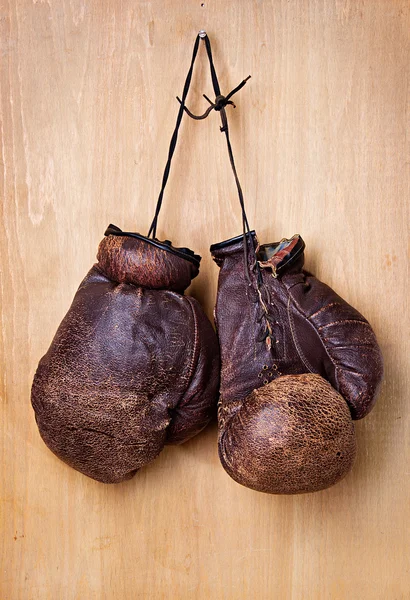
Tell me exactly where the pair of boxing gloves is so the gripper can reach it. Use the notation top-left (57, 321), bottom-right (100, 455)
top-left (31, 221), bottom-right (383, 493)
top-left (31, 32), bottom-right (383, 493)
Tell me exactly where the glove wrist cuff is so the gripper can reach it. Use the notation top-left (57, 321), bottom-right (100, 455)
top-left (97, 224), bottom-right (200, 291)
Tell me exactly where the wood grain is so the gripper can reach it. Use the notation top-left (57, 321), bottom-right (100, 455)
top-left (1, 1), bottom-right (409, 598)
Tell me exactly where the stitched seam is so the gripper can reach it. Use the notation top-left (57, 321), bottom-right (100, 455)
top-left (181, 296), bottom-right (201, 404)
top-left (318, 318), bottom-right (367, 331)
top-left (308, 302), bottom-right (340, 320)
top-left (286, 289), bottom-right (340, 391)
top-left (287, 296), bottom-right (315, 373)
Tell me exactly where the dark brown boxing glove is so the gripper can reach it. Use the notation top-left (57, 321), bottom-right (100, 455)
top-left (211, 232), bottom-right (383, 494)
top-left (31, 34), bottom-right (222, 483)
top-left (31, 226), bottom-right (220, 483)
top-left (179, 33), bottom-right (384, 495)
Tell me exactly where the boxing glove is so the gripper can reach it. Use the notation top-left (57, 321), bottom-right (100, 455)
top-left (31, 33), bottom-right (223, 483)
top-left (178, 33), bottom-right (384, 495)
top-left (31, 225), bottom-right (220, 483)
top-left (211, 232), bottom-right (383, 494)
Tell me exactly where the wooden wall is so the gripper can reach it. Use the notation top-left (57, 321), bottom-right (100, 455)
top-left (1, 1), bottom-right (409, 598)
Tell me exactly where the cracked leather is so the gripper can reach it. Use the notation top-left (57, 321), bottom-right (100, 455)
top-left (211, 232), bottom-right (383, 494)
top-left (31, 229), bottom-right (220, 483)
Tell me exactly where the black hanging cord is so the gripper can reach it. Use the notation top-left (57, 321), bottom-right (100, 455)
top-left (173, 33), bottom-right (272, 347)
top-left (177, 76), bottom-right (251, 120)
top-left (147, 35), bottom-right (201, 239)
top-left (179, 34), bottom-right (262, 288)
top-left (147, 32), bottom-right (262, 290)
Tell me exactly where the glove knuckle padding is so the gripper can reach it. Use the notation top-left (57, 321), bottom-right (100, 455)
top-left (211, 233), bottom-right (383, 494)
top-left (219, 374), bottom-right (356, 494)
top-left (31, 229), bottom-right (220, 483)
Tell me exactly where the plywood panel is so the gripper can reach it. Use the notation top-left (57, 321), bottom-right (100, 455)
top-left (1, 1), bottom-right (409, 598)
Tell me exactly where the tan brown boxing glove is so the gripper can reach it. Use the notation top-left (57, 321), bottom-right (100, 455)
top-left (211, 232), bottom-right (383, 494)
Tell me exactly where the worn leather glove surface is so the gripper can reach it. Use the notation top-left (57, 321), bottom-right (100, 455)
top-left (211, 232), bottom-right (383, 494)
top-left (31, 225), bottom-right (220, 483)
